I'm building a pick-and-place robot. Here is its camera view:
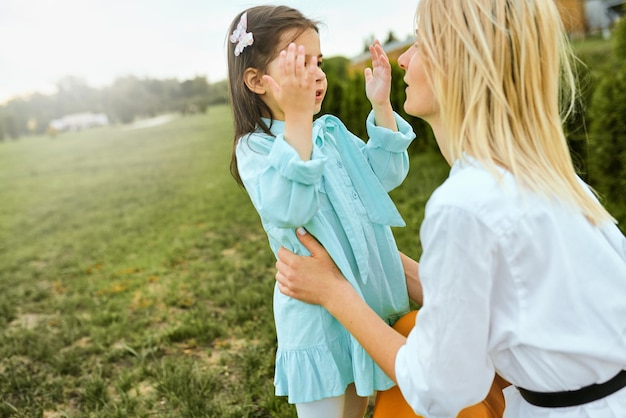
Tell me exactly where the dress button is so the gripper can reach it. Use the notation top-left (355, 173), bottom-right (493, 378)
top-left (351, 191), bottom-right (358, 199)
top-left (337, 161), bottom-right (343, 168)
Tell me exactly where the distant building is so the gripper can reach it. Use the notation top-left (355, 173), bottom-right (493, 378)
top-left (556, 0), bottom-right (588, 36)
top-left (350, 37), bottom-right (413, 74)
top-left (49, 112), bottom-right (109, 132)
top-left (556, 0), bottom-right (625, 37)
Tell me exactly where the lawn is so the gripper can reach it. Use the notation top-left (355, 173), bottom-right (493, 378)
top-left (0, 105), bottom-right (446, 417)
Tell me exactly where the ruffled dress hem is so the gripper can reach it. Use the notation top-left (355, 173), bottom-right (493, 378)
top-left (274, 332), bottom-right (396, 404)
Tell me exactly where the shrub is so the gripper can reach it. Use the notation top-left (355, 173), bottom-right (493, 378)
top-left (588, 16), bottom-right (626, 223)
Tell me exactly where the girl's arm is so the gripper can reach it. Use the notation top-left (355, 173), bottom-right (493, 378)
top-left (239, 43), bottom-right (324, 227)
top-left (360, 116), bottom-right (413, 191)
top-left (237, 136), bottom-right (325, 228)
top-left (275, 228), bottom-right (406, 381)
top-left (359, 42), bottom-right (414, 190)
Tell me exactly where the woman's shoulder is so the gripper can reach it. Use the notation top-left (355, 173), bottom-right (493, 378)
top-left (427, 160), bottom-right (525, 229)
top-left (434, 161), bottom-right (507, 202)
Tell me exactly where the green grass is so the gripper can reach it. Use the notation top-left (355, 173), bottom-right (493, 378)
top-left (0, 34), bottom-right (621, 417)
top-left (0, 105), bottom-right (446, 417)
top-left (2, 97), bottom-right (624, 416)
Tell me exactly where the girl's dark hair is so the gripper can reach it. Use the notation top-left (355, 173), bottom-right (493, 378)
top-left (226, 5), bottom-right (319, 185)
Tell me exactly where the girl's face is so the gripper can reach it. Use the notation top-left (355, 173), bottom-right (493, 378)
top-left (397, 43), bottom-right (438, 123)
top-left (262, 28), bottom-right (326, 120)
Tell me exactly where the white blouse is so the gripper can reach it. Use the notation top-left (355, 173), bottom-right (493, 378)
top-left (395, 158), bottom-right (626, 418)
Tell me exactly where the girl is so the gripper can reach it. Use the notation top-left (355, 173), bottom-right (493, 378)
top-left (226, 6), bottom-right (416, 418)
top-left (275, 0), bottom-right (626, 417)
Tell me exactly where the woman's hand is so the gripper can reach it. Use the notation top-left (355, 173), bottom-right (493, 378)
top-left (364, 40), bottom-right (397, 131)
top-left (276, 227), bottom-right (407, 382)
top-left (276, 228), bottom-right (348, 307)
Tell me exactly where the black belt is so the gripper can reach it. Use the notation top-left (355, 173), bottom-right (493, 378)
top-left (517, 369), bottom-right (626, 408)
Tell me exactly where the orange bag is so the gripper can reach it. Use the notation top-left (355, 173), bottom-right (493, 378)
top-left (372, 311), bottom-right (510, 418)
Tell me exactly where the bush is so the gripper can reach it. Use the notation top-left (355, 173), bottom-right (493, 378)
top-left (588, 17), bottom-right (626, 223)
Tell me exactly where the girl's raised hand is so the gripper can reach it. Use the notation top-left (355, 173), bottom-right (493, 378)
top-left (262, 43), bottom-right (318, 119)
top-left (364, 40), bottom-right (392, 107)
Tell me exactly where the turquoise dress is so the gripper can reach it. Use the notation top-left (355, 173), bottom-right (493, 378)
top-left (236, 112), bottom-right (415, 403)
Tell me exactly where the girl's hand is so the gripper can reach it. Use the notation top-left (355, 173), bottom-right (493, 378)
top-left (364, 40), bottom-right (392, 107)
top-left (262, 43), bottom-right (318, 119)
top-left (275, 228), bottom-right (347, 308)
top-left (364, 40), bottom-right (397, 131)
top-left (262, 43), bottom-right (318, 159)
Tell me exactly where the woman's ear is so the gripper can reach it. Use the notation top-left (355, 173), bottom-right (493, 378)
top-left (243, 68), bottom-right (266, 94)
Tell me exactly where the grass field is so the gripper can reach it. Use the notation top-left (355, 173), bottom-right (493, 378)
top-left (0, 105), bottom-right (447, 417)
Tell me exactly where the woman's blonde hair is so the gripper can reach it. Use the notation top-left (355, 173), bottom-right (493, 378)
top-left (416, 0), bottom-right (614, 224)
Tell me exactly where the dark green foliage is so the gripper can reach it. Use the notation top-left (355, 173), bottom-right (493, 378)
top-left (320, 57), bottom-right (351, 118)
top-left (587, 17), bottom-right (626, 222)
top-left (614, 5), bottom-right (626, 61)
top-left (346, 72), bottom-right (371, 138)
top-left (322, 56), bottom-right (351, 80)
top-left (588, 62), bottom-right (626, 220)
top-left (563, 58), bottom-right (594, 179)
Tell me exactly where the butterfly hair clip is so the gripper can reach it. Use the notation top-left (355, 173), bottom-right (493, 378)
top-left (230, 12), bottom-right (254, 57)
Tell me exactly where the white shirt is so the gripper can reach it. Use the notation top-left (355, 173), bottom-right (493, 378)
top-left (395, 158), bottom-right (626, 418)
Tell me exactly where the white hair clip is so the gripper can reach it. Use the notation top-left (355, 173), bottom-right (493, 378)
top-left (230, 12), bottom-right (254, 56)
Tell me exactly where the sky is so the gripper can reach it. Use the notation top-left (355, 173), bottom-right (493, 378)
top-left (0, 0), bottom-right (419, 104)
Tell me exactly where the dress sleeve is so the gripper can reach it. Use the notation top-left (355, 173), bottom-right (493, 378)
top-left (236, 133), bottom-right (327, 228)
top-left (359, 111), bottom-right (416, 191)
top-left (395, 205), bottom-right (497, 417)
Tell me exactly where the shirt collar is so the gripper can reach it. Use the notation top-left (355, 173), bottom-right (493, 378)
top-left (450, 154), bottom-right (510, 178)
top-left (259, 118), bottom-right (285, 137)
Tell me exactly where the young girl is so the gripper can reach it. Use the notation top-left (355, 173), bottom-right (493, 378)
top-left (226, 6), bottom-right (416, 418)
top-left (275, 0), bottom-right (626, 417)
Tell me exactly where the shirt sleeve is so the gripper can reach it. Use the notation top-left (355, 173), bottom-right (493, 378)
top-left (359, 111), bottom-right (416, 191)
top-left (236, 133), bottom-right (327, 228)
top-left (395, 205), bottom-right (496, 418)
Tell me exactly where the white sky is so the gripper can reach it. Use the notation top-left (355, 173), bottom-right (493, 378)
top-left (0, 0), bottom-right (419, 104)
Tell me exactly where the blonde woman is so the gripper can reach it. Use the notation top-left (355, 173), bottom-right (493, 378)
top-left (274, 0), bottom-right (626, 416)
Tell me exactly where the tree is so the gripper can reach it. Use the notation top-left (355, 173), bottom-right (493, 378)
top-left (614, 4), bottom-right (626, 61)
top-left (384, 31), bottom-right (399, 45)
top-left (208, 80), bottom-right (229, 106)
top-left (588, 15), bottom-right (626, 222)
top-left (320, 57), bottom-right (351, 118)
top-left (179, 76), bottom-right (210, 114)
top-left (362, 34), bottom-right (376, 53)
top-left (2, 113), bottom-right (19, 139)
top-left (0, 108), bottom-right (5, 140)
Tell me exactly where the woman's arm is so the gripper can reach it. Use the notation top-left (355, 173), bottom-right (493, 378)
top-left (399, 251), bottom-right (423, 306)
top-left (276, 228), bottom-right (407, 381)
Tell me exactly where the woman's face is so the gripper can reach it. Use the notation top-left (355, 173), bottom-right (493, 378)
top-left (397, 43), bottom-right (438, 123)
